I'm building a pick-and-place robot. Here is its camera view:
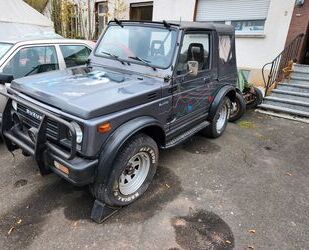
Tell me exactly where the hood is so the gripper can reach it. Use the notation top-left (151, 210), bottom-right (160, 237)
top-left (11, 66), bottom-right (162, 119)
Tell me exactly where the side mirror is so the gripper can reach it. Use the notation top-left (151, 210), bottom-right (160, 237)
top-left (187, 61), bottom-right (199, 76)
top-left (0, 74), bottom-right (13, 84)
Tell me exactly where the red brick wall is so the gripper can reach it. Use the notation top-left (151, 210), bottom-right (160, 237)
top-left (285, 1), bottom-right (309, 62)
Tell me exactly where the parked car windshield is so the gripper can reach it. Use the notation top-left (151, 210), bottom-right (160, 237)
top-left (0, 43), bottom-right (13, 60)
top-left (96, 25), bottom-right (177, 69)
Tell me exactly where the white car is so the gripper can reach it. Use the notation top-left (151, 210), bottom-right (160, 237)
top-left (0, 38), bottom-right (95, 119)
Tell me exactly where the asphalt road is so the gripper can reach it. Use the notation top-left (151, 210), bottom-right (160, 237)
top-left (0, 111), bottom-right (308, 250)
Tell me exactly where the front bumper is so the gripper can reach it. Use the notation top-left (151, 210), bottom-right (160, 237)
top-left (47, 151), bottom-right (98, 186)
top-left (1, 89), bottom-right (98, 186)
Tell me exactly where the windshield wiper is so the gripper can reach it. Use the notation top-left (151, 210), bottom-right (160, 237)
top-left (101, 51), bottom-right (126, 65)
top-left (128, 56), bottom-right (157, 71)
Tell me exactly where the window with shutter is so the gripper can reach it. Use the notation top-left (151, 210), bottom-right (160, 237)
top-left (195, 0), bottom-right (271, 35)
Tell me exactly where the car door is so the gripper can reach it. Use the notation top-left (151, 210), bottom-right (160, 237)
top-left (170, 30), bottom-right (213, 133)
top-left (59, 44), bottom-right (92, 68)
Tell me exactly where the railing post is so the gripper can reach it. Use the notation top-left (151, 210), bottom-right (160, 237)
top-left (265, 62), bottom-right (275, 96)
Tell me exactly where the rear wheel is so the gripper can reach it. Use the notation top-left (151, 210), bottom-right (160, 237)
top-left (202, 97), bottom-right (231, 138)
top-left (246, 87), bottom-right (263, 109)
top-left (90, 133), bottom-right (158, 207)
top-left (229, 93), bottom-right (246, 122)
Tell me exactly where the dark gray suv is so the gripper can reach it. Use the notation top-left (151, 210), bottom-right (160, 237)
top-left (1, 21), bottom-right (239, 213)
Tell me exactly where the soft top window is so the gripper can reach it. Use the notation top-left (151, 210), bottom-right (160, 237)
top-left (218, 34), bottom-right (237, 79)
top-left (219, 35), bottom-right (232, 64)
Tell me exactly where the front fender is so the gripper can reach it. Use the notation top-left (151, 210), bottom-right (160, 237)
top-left (208, 85), bottom-right (236, 121)
top-left (96, 116), bottom-right (163, 183)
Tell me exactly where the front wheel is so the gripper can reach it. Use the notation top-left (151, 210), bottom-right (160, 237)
top-left (201, 97), bottom-right (231, 138)
top-left (90, 133), bottom-right (158, 207)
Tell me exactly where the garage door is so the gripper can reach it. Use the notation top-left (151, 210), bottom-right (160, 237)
top-left (195, 0), bottom-right (271, 22)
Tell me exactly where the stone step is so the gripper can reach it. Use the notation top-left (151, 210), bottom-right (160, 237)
top-left (259, 103), bottom-right (309, 118)
top-left (290, 76), bottom-right (309, 85)
top-left (277, 82), bottom-right (309, 93)
top-left (263, 96), bottom-right (309, 113)
top-left (294, 64), bottom-right (309, 73)
top-left (256, 109), bottom-right (309, 124)
top-left (291, 70), bottom-right (309, 79)
top-left (272, 89), bottom-right (309, 103)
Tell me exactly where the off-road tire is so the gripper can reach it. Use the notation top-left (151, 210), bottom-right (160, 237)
top-left (201, 97), bottom-right (231, 138)
top-left (229, 92), bottom-right (246, 122)
top-left (247, 87), bottom-right (263, 109)
top-left (90, 133), bottom-right (158, 207)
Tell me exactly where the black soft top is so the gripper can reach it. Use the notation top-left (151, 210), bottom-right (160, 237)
top-left (109, 20), bottom-right (234, 35)
top-left (168, 21), bottom-right (234, 34)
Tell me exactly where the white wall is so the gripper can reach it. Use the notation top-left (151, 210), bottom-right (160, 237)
top-left (236, 0), bottom-right (295, 69)
top-left (123, 0), bottom-right (196, 21)
top-left (152, 0), bottom-right (195, 21)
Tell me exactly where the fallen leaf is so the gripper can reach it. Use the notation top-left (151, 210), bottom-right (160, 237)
top-left (7, 227), bottom-right (15, 235)
top-left (249, 229), bottom-right (256, 234)
top-left (173, 218), bottom-right (186, 227)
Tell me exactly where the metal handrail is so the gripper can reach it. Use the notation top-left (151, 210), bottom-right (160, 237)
top-left (262, 33), bottom-right (305, 96)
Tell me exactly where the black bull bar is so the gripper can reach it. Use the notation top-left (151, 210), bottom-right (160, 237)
top-left (1, 88), bottom-right (78, 174)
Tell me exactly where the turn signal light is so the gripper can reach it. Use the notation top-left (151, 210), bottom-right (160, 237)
top-left (97, 122), bottom-right (112, 133)
top-left (54, 161), bottom-right (69, 175)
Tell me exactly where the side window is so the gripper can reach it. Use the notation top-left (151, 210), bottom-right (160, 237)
top-left (60, 45), bottom-right (91, 68)
top-left (176, 33), bottom-right (210, 75)
top-left (2, 46), bottom-right (59, 79)
top-left (219, 35), bottom-right (233, 64)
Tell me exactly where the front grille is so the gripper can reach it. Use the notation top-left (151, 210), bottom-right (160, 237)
top-left (16, 103), bottom-right (59, 140)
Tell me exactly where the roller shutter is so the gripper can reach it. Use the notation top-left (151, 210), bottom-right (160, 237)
top-left (195, 0), bottom-right (271, 22)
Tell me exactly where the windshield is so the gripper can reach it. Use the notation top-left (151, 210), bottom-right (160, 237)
top-left (96, 25), bottom-right (178, 69)
top-left (0, 43), bottom-right (13, 60)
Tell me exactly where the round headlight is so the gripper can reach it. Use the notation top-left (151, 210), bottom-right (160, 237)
top-left (70, 121), bottom-right (83, 144)
top-left (12, 100), bottom-right (17, 111)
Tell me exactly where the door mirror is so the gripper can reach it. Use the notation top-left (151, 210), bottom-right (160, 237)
top-left (187, 61), bottom-right (199, 76)
top-left (0, 74), bottom-right (14, 84)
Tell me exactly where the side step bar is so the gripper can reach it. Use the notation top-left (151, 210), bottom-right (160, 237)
top-left (163, 121), bottom-right (210, 149)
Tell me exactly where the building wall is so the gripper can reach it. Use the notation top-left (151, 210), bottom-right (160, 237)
top-left (122, 0), bottom-right (196, 21)
top-left (152, 0), bottom-right (196, 21)
top-left (236, 0), bottom-right (295, 86)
